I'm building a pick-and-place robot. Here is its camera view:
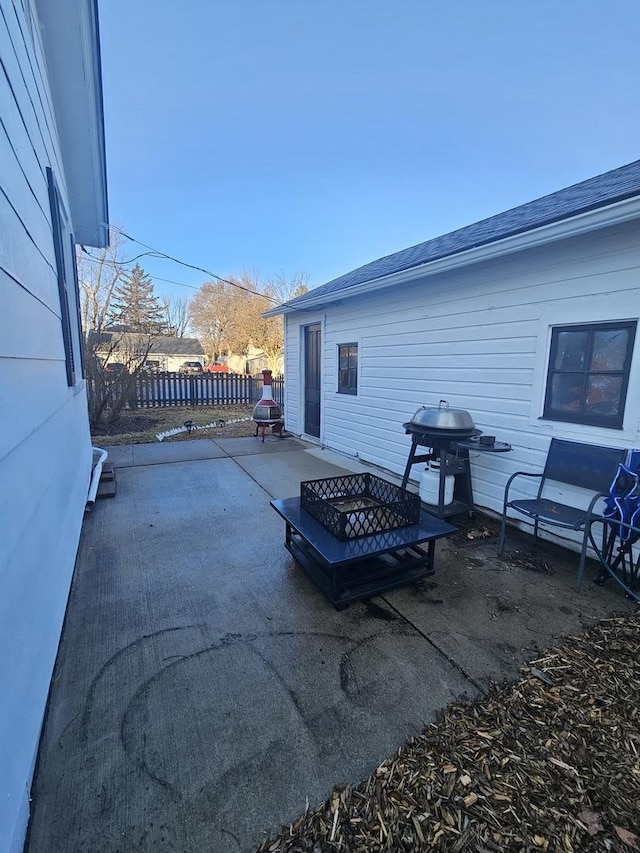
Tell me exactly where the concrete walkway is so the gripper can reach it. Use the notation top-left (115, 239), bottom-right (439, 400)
top-left (25, 436), bottom-right (633, 853)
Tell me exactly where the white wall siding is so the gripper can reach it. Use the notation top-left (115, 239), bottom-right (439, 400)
top-left (285, 221), bottom-right (640, 538)
top-left (0, 1), bottom-right (93, 850)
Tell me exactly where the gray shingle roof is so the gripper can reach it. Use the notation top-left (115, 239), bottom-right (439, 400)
top-left (89, 332), bottom-right (204, 356)
top-left (147, 336), bottom-right (204, 356)
top-left (281, 159), bottom-right (640, 312)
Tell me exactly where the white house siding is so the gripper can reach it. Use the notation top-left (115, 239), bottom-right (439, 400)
top-left (0, 2), bottom-right (93, 851)
top-left (284, 221), bottom-right (640, 534)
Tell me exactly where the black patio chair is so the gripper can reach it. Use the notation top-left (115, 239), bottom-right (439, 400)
top-left (497, 439), bottom-right (627, 590)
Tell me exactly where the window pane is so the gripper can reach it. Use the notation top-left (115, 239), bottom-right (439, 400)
top-left (549, 374), bottom-right (584, 412)
top-left (591, 328), bottom-right (629, 371)
top-left (585, 375), bottom-right (622, 416)
top-left (544, 321), bottom-right (635, 427)
top-left (339, 350), bottom-right (348, 369)
top-left (554, 331), bottom-right (588, 370)
top-left (348, 348), bottom-right (358, 369)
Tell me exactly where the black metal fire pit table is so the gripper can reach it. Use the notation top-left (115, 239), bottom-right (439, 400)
top-left (271, 496), bottom-right (456, 609)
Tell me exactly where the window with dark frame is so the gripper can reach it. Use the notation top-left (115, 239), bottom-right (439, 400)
top-left (69, 233), bottom-right (85, 380)
top-left (47, 168), bottom-right (78, 387)
top-left (338, 343), bottom-right (358, 395)
top-left (543, 321), bottom-right (636, 429)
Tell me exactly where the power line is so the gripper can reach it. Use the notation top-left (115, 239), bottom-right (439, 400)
top-left (80, 249), bottom-right (278, 301)
top-left (109, 226), bottom-right (280, 303)
top-left (81, 253), bottom-right (279, 304)
top-left (80, 254), bottom-right (212, 293)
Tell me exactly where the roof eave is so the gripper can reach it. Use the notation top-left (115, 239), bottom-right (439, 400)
top-left (36, 0), bottom-right (109, 248)
top-left (264, 194), bottom-right (640, 317)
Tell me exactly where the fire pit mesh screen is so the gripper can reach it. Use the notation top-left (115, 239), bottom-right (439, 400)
top-left (300, 473), bottom-right (420, 541)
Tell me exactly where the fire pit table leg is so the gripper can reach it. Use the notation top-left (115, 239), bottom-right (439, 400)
top-left (426, 539), bottom-right (436, 573)
top-left (271, 497), bottom-right (457, 610)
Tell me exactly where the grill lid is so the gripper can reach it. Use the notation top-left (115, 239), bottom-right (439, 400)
top-left (409, 399), bottom-right (475, 432)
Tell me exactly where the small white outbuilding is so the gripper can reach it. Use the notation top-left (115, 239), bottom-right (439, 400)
top-left (265, 161), bottom-right (640, 523)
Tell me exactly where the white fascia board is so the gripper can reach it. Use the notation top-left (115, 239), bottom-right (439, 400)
top-left (264, 195), bottom-right (640, 317)
top-left (36, 0), bottom-right (109, 247)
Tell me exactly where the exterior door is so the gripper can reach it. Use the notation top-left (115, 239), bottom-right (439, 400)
top-left (304, 324), bottom-right (321, 437)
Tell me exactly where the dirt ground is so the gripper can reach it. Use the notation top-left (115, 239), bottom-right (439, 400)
top-left (91, 404), bottom-right (255, 445)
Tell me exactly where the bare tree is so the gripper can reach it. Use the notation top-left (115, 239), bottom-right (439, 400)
top-left (77, 228), bottom-right (127, 333)
top-left (77, 229), bottom-right (161, 427)
top-left (248, 272), bottom-right (310, 372)
top-left (188, 275), bottom-right (255, 360)
top-left (188, 271), bottom-right (309, 372)
top-left (161, 295), bottom-right (191, 337)
top-left (85, 332), bottom-right (156, 425)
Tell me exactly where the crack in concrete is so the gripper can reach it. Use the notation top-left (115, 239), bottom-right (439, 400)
top-left (379, 597), bottom-right (489, 696)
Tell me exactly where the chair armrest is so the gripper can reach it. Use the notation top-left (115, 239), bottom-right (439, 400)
top-left (586, 490), bottom-right (608, 516)
top-left (503, 471), bottom-right (543, 504)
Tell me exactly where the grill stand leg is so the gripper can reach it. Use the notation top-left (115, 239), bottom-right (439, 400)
top-left (437, 448), bottom-right (447, 518)
top-left (401, 437), bottom-right (476, 518)
top-left (451, 448), bottom-right (475, 518)
top-left (401, 436), bottom-right (432, 490)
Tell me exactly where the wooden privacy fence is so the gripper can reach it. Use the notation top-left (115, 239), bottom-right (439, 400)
top-left (124, 373), bottom-right (284, 409)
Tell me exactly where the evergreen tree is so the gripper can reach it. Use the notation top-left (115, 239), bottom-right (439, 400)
top-left (107, 264), bottom-right (166, 333)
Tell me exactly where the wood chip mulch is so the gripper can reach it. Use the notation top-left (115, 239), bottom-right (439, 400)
top-left (256, 612), bottom-right (640, 852)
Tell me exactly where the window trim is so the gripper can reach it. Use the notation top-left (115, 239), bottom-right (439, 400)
top-left (542, 320), bottom-right (636, 429)
top-left (69, 233), bottom-right (85, 380)
top-left (48, 168), bottom-right (76, 386)
top-left (337, 342), bottom-right (358, 395)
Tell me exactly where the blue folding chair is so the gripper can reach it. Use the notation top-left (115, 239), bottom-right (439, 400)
top-left (585, 450), bottom-right (640, 601)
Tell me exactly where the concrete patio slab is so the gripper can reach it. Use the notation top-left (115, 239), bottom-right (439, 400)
top-left (233, 447), bottom-right (369, 500)
top-left (102, 443), bottom-right (134, 468)
top-left (25, 440), bottom-right (634, 853)
top-left (212, 434), bottom-right (309, 457)
top-left (131, 438), bottom-right (228, 466)
top-left (26, 449), bottom-right (471, 853)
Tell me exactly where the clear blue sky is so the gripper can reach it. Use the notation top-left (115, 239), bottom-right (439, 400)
top-left (99, 0), bottom-right (640, 302)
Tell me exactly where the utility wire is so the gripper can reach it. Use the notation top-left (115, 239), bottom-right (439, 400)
top-left (108, 225), bottom-right (280, 303)
top-left (80, 254), bottom-right (230, 294)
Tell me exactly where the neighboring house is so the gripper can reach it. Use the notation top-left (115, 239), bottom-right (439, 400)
top-left (1, 1), bottom-right (108, 851)
top-left (226, 344), bottom-right (283, 376)
top-left (90, 331), bottom-right (205, 372)
top-left (266, 161), bottom-right (640, 542)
